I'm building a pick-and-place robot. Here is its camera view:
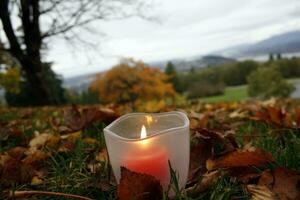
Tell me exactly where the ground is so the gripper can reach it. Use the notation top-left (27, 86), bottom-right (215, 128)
top-left (1, 99), bottom-right (300, 199)
top-left (199, 85), bottom-right (248, 103)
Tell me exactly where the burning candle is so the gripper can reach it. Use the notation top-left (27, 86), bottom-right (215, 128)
top-left (104, 112), bottom-right (190, 191)
top-left (123, 125), bottom-right (169, 186)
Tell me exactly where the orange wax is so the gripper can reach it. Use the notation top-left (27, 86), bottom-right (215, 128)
top-left (123, 146), bottom-right (169, 187)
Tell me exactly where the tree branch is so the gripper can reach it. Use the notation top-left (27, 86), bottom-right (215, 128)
top-left (0, 0), bottom-right (24, 59)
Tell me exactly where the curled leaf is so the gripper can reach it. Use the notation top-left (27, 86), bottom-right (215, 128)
top-left (117, 167), bottom-right (163, 200)
top-left (247, 184), bottom-right (276, 200)
top-left (206, 148), bottom-right (275, 171)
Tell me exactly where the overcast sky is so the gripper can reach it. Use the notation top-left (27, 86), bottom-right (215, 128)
top-left (46, 0), bottom-right (300, 78)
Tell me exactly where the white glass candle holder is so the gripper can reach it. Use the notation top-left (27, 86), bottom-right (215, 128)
top-left (104, 111), bottom-right (190, 190)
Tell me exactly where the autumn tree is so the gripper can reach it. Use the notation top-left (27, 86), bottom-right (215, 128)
top-left (90, 59), bottom-right (177, 110)
top-left (0, 46), bottom-right (20, 93)
top-left (0, 0), bottom-right (150, 105)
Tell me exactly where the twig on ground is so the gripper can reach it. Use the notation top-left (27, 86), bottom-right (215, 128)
top-left (7, 190), bottom-right (93, 200)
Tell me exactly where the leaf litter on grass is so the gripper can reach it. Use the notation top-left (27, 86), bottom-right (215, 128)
top-left (1, 99), bottom-right (300, 199)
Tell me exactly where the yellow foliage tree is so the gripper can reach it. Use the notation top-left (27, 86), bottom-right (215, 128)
top-left (90, 58), bottom-right (177, 111)
top-left (0, 49), bottom-right (20, 93)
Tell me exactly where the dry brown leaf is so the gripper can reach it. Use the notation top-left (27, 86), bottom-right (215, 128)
top-left (62, 131), bottom-right (82, 143)
top-left (258, 169), bottom-right (273, 188)
top-left (267, 106), bottom-right (282, 125)
top-left (189, 140), bottom-right (212, 181)
top-left (186, 170), bottom-right (220, 195)
top-left (193, 128), bottom-right (224, 142)
top-left (253, 106), bottom-right (293, 127)
top-left (83, 137), bottom-right (98, 145)
top-left (272, 167), bottom-right (300, 200)
top-left (22, 150), bottom-right (47, 169)
top-left (227, 167), bottom-right (261, 183)
top-left (0, 154), bottom-right (10, 166)
top-left (229, 109), bottom-right (249, 119)
top-left (7, 146), bottom-right (27, 160)
top-left (45, 134), bottom-right (61, 148)
top-left (29, 132), bottom-right (50, 150)
top-left (96, 149), bottom-right (108, 162)
top-left (193, 128), bottom-right (238, 149)
top-left (31, 175), bottom-right (43, 185)
top-left (64, 105), bottom-right (119, 132)
top-left (247, 184), bottom-right (276, 200)
top-left (189, 111), bottom-right (209, 129)
top-left (64, 105), bottom-right (85, 132)
top-left (1, 157), bottom-right (34, 185)
top-left (117, 167), bottom-right (163, 200)
top-left (58, 141), bottom-right (76, 152)
top-left (206, 149), bottom-right (275, 171)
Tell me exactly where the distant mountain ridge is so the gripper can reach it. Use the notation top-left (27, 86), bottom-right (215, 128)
top-left (149, 55), bottom-right (235, 72)
top-left (215, 30), bottom-right (300, 58)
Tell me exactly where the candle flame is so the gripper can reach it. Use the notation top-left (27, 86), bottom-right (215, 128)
top-left (140, 125), bottom-right (147, 139)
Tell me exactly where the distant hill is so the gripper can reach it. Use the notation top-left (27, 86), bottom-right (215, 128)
top-left (63, 72), bottom-right (104, 92)
top-left (215, 30), bottom-right (300, 58)
top-left (149, 55), bottom-right (236, 72)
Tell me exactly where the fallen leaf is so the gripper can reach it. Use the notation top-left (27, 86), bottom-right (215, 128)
top-left (117, 167), bottom-right (163, 200)
top-left (1, 157), bottom-right (34, 185)
top-left (267, 106), bottom-right (282, 125)
top-left (247, 184), bottom-right (276, 200)
top-left (61, 131), bottom-right (82, 143)
top-left (31, 176), bottom-right (43, 185)
top-left (272, 167), bottom-right (300, 200)
top-left (64, 105), bottom-right (85, 132)
top-left (189, 111), bottom-right (209, 129)
top-left (257, 170), bottom-right (273, 188)
top-left (227, 167), bottom-right (261, 183)
top-left (22, 150), bottom-right (47, 169)
top-left (96, 149), bottom-right (108, 162)
top-left (193, 128), bottom-right (224, 143)
top-left (229, 109), bottom-right (249, 119)
top-left (7, 147), bottom-right (27, 160)
top-left (64, 105), bottom-right (119, 132)
top-left (29, 132), bottom-right (50, 150)
top-left (45, 134), bottom-right (61, 148)
top-left (186, 170), bottom-right (220, 195)
top-left (58, 141), bottom-right (76, 152)
top-left (83, 137), bottom-right (98, 145)
top-left (206, 148), bottom-right (275, 171)
top-left (189, 140), bottom-right (212, 181)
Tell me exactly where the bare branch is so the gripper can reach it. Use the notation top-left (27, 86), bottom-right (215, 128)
top-left (0, 0), bottom-right (24, 59)
top-left (40, 0), bottom-right (62, 14)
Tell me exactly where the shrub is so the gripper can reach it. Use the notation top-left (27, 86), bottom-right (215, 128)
top-left (221, 60), bottom-right (259, 86)
top-left (247, 66), bottom-right (295, 99)
top-left (187, 81), bottom-right (224, 99)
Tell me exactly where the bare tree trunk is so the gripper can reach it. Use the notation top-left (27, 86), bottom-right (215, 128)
top-left (0, 0), bottom-right (53, 105)
top-left (21, 58), bottom-right (51, 105)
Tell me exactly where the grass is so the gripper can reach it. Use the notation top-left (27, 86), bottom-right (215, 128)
top-left (236, 121), bottom-right (300, 172)
top-left (197, 77), bottom-right (300, 103)
top-left (199, 85), bottom-right (248, 103)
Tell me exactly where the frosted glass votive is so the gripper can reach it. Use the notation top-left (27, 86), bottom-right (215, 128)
top-left (104, 111), bottom-right (190, 190)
